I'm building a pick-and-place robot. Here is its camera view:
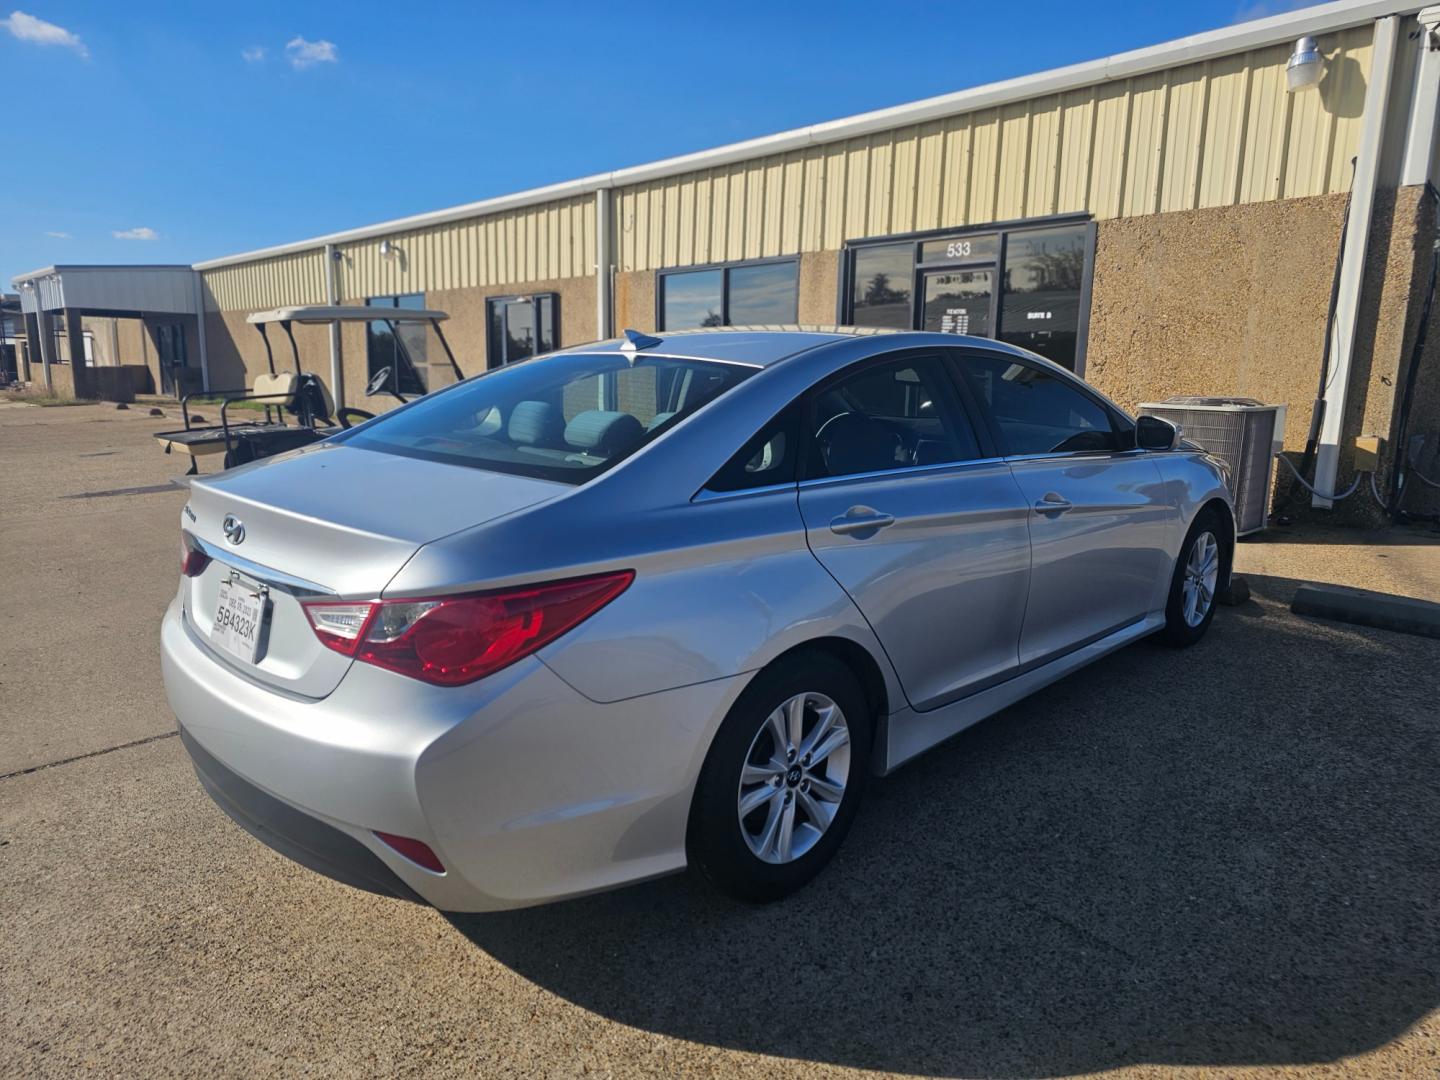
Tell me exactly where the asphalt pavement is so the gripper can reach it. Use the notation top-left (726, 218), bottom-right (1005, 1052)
top-left (3, 403), bottom-right (1438, 1078)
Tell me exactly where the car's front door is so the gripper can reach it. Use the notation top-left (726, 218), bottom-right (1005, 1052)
top-left (797, 351), bottom-right (1031, 711)
top-left (957, 350), bottom-right (1175, 667)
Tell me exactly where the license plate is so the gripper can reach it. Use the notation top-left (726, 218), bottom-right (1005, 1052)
top-left (212, 577), bottom-right (267, 664)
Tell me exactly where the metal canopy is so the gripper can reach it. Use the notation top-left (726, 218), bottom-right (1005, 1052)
top-left (246, 305), bottom-right (449, 325)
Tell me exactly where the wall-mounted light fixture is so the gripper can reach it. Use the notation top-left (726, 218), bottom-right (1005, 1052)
top-left (1286, 35), bottom-right (1324, 91)
top-left (380, 239), bottom-right (400, 260)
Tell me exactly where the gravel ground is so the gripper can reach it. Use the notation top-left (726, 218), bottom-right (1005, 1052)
top-left (2, 404), bottom-right (1438, 1079)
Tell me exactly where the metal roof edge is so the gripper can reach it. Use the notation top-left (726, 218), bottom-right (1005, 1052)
top-left (188, 0), bottom-right (1422, 273)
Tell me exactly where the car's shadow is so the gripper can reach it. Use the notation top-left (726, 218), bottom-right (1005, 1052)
top-left (450, 577), bottom-right (1440, 1077)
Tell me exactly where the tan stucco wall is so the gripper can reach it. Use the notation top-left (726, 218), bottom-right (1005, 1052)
top-left (1086, 187), bottom-right (1440, 522)
top-left (1085, 193), bottom-right (1349, 450)
top-left (613, 270), bottom-right (656, 334)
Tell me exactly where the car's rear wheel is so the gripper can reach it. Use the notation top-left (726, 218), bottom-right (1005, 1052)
top-left (688, 652), bottom-right (871, 902)
top-left (1162, 507), bottom-right (1228, 647)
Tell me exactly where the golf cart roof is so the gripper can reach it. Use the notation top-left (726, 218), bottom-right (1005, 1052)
top-left (246, 305), bottom-right (449, 325)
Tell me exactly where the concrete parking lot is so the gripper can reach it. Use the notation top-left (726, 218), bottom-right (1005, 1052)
top-left (3, 402), bottom-right (1439, 1078)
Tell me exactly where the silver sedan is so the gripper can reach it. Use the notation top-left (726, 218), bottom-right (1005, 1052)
top-left (162, 328), bottom-right (1234, 910)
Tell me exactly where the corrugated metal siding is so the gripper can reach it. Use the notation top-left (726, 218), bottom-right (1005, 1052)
top-left (202, 197), bottom-right (595, 313)
top-left (616, 26), bottom-right (1373, 271)
top-left (201, 250), bottom-right (329, 312)
top-left (335, 195), bottom-right (594, 300)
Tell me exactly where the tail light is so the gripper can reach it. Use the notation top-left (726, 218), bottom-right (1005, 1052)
top-left (180, 531), bottom-right (210, 578)
top-left (301, 570), bottom-right (634, 687)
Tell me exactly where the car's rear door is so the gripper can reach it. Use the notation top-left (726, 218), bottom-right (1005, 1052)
top-left (797, 350), bottom-right (1031, 711)
top-left (956, 349), bottom-right (1174, 667)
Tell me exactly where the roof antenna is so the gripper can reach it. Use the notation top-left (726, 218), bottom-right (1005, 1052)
top-left (620, 328), bottom-right (662, 360)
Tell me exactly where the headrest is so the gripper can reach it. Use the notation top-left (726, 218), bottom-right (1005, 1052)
top-left (508, 400), bottom-right (563, 446)
top-left (565, 410), bottom-right (646, 456)
top-left (818, 412), bottom-right (899, 477)
top-left (252, 372), bottom-right (298, 402)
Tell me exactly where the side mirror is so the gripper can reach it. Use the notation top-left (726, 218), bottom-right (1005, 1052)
top-left (365, 366), bottom-right (393, 398)
top-left (1136, 414), bottom-right (1181, 451)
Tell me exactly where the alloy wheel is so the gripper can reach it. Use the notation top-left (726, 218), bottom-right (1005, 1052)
top-left (736, 691), bottom-right (851, 864)
top-left (1182, 530), bottom-right (1220, 627)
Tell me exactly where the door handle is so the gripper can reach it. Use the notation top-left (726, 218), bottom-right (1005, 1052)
top-left (829, 507), bottom-right (896, 535)
top-left (1033, 492), bottom-right (1074, 514)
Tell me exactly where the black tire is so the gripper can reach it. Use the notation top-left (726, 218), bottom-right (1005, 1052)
top-left (1161, 506), bottom-right (1230, 647)
top-left (688, 651), bottom-right (872, 903)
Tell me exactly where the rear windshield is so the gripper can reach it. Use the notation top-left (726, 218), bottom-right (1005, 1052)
top-left (339, 352), bottom-right (754, 483)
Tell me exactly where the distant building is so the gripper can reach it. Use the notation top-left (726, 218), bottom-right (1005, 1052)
top-left (11, 0), bottom-right (1440, 517)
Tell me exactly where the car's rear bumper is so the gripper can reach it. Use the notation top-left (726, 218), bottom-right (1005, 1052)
top-left (179, 724), bottom-right (424, 904)
top-left (161, 596), bottom-right (745, 911)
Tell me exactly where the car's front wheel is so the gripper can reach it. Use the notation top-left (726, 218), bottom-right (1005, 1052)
top-left (688, 652), bottom-right (871, 903)
top-left (1162, 507), bottom-right (1229, 647)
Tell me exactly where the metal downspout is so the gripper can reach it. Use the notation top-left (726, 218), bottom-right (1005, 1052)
top-left (595, 189), bottom-right (613, 340)
top-left (191, 270), bottom-right (211, 393)
top-left (325, 243), bottom-right (344, 407)
top-left (1312, 14), bottom-right (1401, 508)
top-left (1400, 6), bottom-right (1440, 188)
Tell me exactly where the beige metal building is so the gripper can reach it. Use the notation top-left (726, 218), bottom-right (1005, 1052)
top-left (13, 0), bottom-right (1440, 518)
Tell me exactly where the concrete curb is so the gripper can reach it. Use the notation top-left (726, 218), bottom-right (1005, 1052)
top-left (1291, 583), bottom-right (1440, 639)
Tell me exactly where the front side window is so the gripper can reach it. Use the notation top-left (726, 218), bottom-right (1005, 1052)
top-left (342, 352), bottom-right (753, 484)
top-left (961, 352), bottom-right (1118, 455)
top-left (487, 293), bottom-right (558, 367)
top-left (367, 293), bottom-right (427, 395)
top-left (804, 354), bottom-right (980, 480)
top-left (659, 259), bottom-right (798, 330)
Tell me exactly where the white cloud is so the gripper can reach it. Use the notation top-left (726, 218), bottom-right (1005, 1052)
top-left (113, 226), bottom-right (159, 241)
top-left (2, 10), bottom-right (88, 58)
top-left (285, 35), bottom-right (336, 69)
top-left (241, 45), bottom-right (266, 63)
top-left (44, 230), bottom-right (71, 239)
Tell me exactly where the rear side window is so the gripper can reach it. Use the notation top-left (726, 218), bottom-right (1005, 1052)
top-left (804, 354), bottom-right (981, 479)
top-left (342, 352), bottom-right (753, 483)
top-left (707, 404), bottom-right (801, 492)
top-left (961, 353), bottom-right (1120, 455)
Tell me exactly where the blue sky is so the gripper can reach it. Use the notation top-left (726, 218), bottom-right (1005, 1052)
top-left (3, 0), bottom-right (1311, 285)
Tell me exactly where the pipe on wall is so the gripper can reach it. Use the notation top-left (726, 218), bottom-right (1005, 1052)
top-left (1400, 6), bottom-right (1440, 186)
top-left (190, 270), bottom-right (211, 393)
top-left (1312, 14), bottom-right (1401, 508)
top-left (324, 243), bottom-right (344, 407)
top-left (595, 189), bottom-right (613, 341)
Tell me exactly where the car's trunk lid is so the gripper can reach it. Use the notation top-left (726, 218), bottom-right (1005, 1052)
top-left (182, 442), bottom-right (566, 698)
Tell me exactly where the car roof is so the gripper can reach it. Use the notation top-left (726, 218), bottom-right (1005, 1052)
top-left (563, 326), bottom-right (899, 367)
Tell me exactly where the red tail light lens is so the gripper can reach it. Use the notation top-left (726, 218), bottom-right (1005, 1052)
top-left (302, 570), bottom-right (634, 686)
top-left (180, 532), bottom-right (210, 578)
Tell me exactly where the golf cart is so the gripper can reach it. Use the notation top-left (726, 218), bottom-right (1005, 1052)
top-left (153, 304), bottom-right (462, 473)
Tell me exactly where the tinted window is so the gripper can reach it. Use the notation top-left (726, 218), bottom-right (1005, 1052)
top-left (998, 225), bottom-right (1087, 370)
top-left (661, 269), bottom-right (724, 329)
top-left (707, 404), bottom-right (800, 492)
top-left (805, 355), bottom-right (980, 479)
top-left (728, 262), bottom-right (799, 324)
top-left (962, 352), bottom-right (1118, 455)
top-left (343, 352), bottom-right (752, 484)
top-left (850, 244), bottom-right (913, 328)
top-left (486, 294), bottom-right (559, 367)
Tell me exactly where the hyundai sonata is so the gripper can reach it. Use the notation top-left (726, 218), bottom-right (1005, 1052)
top-left (162, 328), bottom-right (1233, 910)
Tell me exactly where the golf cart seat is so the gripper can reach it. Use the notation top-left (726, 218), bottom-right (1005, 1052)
top-left (250, 371), bottom-right (300, 405)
